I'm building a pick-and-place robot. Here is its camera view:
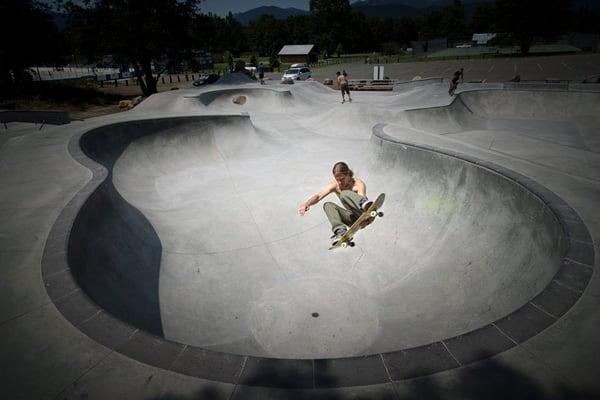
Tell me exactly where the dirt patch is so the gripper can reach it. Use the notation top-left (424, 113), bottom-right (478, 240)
top-left (232, 95), bottom-right (247, 105)
top-left (2, 77), bottom-right (197, 120)
top-left (8, 97), bottom-right (131, 120)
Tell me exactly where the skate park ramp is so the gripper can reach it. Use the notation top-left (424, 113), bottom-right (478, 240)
top-left (191, 83), bottom-right (339, 114)
top-left (196, 87), bottom-right (296, 113)
top-left (69, 103), bottom-right (566, 359)
top-left (402, 90), bottom-right (600, 155)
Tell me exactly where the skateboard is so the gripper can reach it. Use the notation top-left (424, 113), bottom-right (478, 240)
top-left (329, 193), bottom-right (385, 250)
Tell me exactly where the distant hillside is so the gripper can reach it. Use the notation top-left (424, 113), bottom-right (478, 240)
top-left (352, 0), bottom-right (441, 10)
top-left (233, 6), bottom-right (309, 25)
top-left (49, 10), bottom-right (68, 30)
top-left (351, 0), bottom-right (496, 18)
top-left (572, 0), bottom-right (600, 12)
top-left (352, 1), bottom-right (421, 17)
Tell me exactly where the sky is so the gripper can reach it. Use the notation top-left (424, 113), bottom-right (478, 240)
top-left (201, 0), bottom-right (359, 16)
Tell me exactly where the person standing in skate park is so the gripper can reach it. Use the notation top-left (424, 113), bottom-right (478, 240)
top-left (336, 71), bottom-right (352, 103)
top-left (449, 67), bottom-right (464, 96)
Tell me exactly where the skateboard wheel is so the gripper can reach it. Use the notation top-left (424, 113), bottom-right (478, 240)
top-left (341, 242), bottom-right (348, 248)
top-left (378, 211), bottom-right (384, 217)
top-left (349, 241), bottom-right (355, 247)
top-left (370, 210), bottom-right (377, 217)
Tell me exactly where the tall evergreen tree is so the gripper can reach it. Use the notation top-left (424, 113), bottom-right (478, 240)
top-left (309, 0), bottom-right (351, 52)
top-left (495, 0), bottom-right (572, 54)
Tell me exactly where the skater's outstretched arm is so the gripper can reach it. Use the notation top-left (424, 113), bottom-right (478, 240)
top-left (298, 182), bottom-right (336, 216)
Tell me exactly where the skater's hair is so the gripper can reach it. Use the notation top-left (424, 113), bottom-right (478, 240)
top-left (336, 71), bottom-right (341, 76)
top-left (342, 70), bottom-right (347, 76)
top-left (332, 161), bottom-right (353, 177)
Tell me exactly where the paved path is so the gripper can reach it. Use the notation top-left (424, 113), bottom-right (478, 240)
top-left (264, 53), bottom-right (600, 84)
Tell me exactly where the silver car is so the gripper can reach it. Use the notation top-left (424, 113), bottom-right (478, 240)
top-left (281, 67), bottom-right (311, 81)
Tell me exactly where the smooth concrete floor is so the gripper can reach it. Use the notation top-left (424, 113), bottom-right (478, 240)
top-left (0, 75), bottom-right (599, 399)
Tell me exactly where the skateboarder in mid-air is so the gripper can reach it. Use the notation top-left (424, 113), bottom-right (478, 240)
top-left (298, 162), bottom-right (372, 244)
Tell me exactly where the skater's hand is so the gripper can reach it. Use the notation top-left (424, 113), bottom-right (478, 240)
top-left (298, 203), bottom-right (309, 216)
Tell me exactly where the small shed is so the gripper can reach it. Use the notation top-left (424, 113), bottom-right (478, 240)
top-left (278, 45), bottom-right (317, 65)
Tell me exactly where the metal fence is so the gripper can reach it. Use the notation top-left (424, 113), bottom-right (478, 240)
top-left (30, 67), bottom-right (123, 81)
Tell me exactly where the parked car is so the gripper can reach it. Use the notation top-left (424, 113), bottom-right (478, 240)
top-left (281, 67), bottom-right (311, 81)
top-left (192, 73), bottom-right (220, 86)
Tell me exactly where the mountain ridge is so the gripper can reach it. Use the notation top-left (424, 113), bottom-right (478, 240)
top-left (233, 6), bottom-right (309, 25)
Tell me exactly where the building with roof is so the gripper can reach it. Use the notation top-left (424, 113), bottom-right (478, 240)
top-left (472, 33), bottom-right (497, 45)
top-left (278, 44), bottom-right (317, 65)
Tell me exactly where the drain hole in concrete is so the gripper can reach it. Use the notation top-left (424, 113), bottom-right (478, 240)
top-left (312, 312), bottom-right (319, 318)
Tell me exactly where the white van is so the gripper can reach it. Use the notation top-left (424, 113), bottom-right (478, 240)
top-left (281, 66), bottom-right (311, 81)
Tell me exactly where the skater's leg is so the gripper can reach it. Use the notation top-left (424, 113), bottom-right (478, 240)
top-left (339, 190), bottom-right (369, 215)
top-left (323, 201), bottom-right (355, 232)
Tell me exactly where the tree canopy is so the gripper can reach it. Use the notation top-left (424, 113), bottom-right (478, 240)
top-left (66, 0), bottom-right (202, 95)
top-left (0, 0), bottom-right (66, 89)
top-left (4, 0), bottom-right (598, 95)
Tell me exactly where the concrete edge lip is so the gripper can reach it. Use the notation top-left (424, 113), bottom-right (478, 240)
top-left (40, 117), bottom-right (595, 389)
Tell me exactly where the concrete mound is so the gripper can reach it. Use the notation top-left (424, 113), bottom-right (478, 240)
top-left (214, 72), bottom-right (254, 85)
top-left (196, 87), bottom-right (296, 113)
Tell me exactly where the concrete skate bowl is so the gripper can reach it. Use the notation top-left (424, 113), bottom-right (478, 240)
top-left (403, 90), bottom-right (600, 158)
top-left (43, 114), bottom-right (594, 388)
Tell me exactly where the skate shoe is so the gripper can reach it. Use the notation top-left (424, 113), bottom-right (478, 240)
top-left (330, 227), bottom-right (348, 244)
top-left (360, 198), bottom-right (373, 211)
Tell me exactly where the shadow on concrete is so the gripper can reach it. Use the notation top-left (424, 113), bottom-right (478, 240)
top-left (398, 352), bottom-right (597, 400)
top-left (146, 386), bottom-right (222, 400)
top-left (146, 351), bottom-right (596, 399)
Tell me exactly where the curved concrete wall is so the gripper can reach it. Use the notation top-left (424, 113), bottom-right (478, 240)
top-left (70, 116), bottom-right (257, 337)
top-left (67, 114), bottom-right (566, 358)
top-left (405, 90), bottom-right (600, 134)
top-left (69, 179), bottom-right (163, 335)
top-left (196, 88), bottom-right (295, 113)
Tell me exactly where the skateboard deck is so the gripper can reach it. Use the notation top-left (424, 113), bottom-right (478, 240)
top-left (329, 193), bottom-right (385, 250)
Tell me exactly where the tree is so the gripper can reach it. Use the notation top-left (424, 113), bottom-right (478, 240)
top-left (570, 4), bottom-right (600, 34)
top-left (0, 0), bottom-right (67, 91)
top-left (335, 42), bottom-right (344, 57)
top-left (439, 0), bottom-right (467, 41)
top-left (286, 15), bottom-right (312, 45)
top-left (219, 12), bottom-right (248, 56)
top-left (471, 3), bottom-right (497, 33)
top-left (417, 0), bottom-right (466, 41)
top-left (309, 0), bottom-right (351, 52)
top-left (345, 10), bottom-right (371, 53)
top-left (381, 41), bottom-right (401, 55)
top-left (246, 15), bottom-right (288, 56)
top-left (65, 0), bottom-right (202, 96)
top-left (269, 53), bottom-right (280, 72)
top-left (495, 0), bottom-right (572, 55)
